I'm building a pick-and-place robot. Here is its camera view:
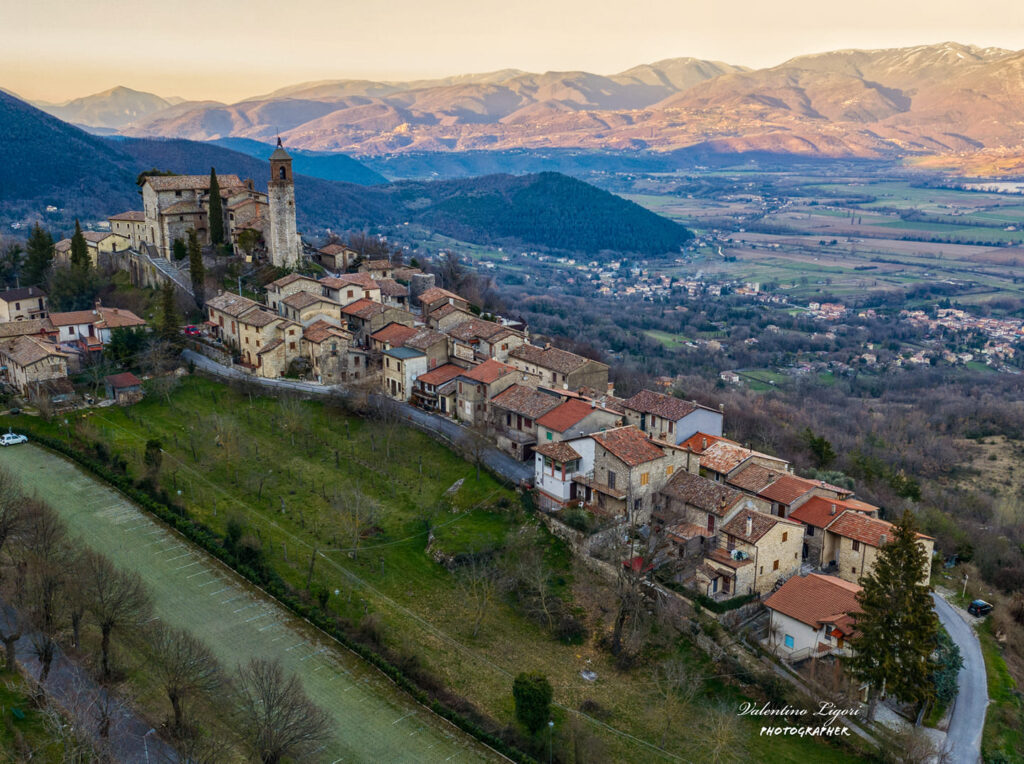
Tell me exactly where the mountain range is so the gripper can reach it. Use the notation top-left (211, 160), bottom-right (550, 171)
top-left (1, 90), bottom-right (691, 256)
top-left (27, 43), bottom-right (1024, 160)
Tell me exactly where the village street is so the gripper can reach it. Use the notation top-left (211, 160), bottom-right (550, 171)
top-left (932, 592), bottom-right (987, 764)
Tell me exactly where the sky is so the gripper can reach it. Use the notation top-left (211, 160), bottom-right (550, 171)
top-left (4, 0), bottom-right (1024, 103)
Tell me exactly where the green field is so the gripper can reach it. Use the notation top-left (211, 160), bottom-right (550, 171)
top-left (978, 619), bottom-right (1024, 761)
top-left (0, 444), bottom-right (497, 763)
top-left (644, 329), bottom-right (691, 349)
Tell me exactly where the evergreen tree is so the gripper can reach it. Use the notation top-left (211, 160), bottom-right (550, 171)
top-left (187, 229), bottom-right (206, 310)
top-left (0, 243), bottom-right (23, 288)
top-left (158, 281), bottom-right (180, 343)
top-left (23, 223), bottom-right (54, 286)
top-left (847, 510), bottom-right (938, 720)
top-left (208, 168), bottom-right (224, 245)
top-left (69, 220), bottom-right (90, 271)
top-left (172, 238), bottom-right (187, 261)
top-left (512, 672), bottom-right (552, 734)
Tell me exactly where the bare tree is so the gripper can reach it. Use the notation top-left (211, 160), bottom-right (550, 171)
top-left (704, 704), bottom-right (740, 764)
top-left (456, 557), bottom-right (498, 638)
top-left (80, 549), bottom-right (152, 678)
top-left (0, 465), bottom-right (26, 563)
top-left (333, 485), bottom-right (380, 561)
top-left (232, 658), bottom-right (331, 764)
top-left (650, 657), bottom-right (703, 746)
top-left (501, 525), bottom-right (556, 628)
top-left (147, 622), bottom-right (224, 732)
top-left (466, 419), bottom-right (491, 482)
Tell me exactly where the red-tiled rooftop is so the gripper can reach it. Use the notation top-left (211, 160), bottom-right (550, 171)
top-left (721, 509), bottom-right (800, 544)
top-left (341, 298), bottom-right (388, 319)
top-left (758, 474), bottom-right (819, 505)
top-left (535, 398), bottom-right (598, 433)
top-left (728, 462), bottom-right (782, 494)
top-left (590, 426), bottom-right (665, 467)
top-left (370, 322), bottom-right (419, 346)
top-left (460, 358), bottom-right (516, 385)
top-left (680, 431), bottom-right (734, 454)
top-left (825, 510), bottom-right (931, 547)
top-left (764, 574), bottom-right (862, 630)
top-left (535, 441), bottom-right (581, 462)
top-left (417, 363), bottom-right (464, 386)
top-left (789, 496), bottom-right (877, 529)
top-left (623, 389), bottom-right (700, 421)
top-left (104, 372), bottom-right (142, 388)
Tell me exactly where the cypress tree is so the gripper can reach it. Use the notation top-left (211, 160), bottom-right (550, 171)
top-left (208, 168), bottom-right (224, 245)
top-left (158, 281), bottom-right (180, 343)
top-left (188, 229), bottom-right (206, 310)
top-left (23, 223), bottom-right (54, 286)
top-left (847, 510), bottom-right (938, 720)
top-left (69, 220), bottom-right (90, 271)
top-left (172, 238), bottom-right (187, 261)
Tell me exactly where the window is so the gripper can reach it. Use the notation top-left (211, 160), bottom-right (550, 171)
top-left (784, 634), bottom-right (794, 649)
top-left (666, 465), bottom-right (674, 476)
top-left (807, 526), bottom-right (815, 537)
top-left (782, 532), bottom-right (788, 542)
top-left (773, 559), bottom-right (779, 571)
top-left (640, 472), bottom-right (650, 486)
top-left (546, 432), bottom-right (552, 441)
top-left (607, 471), bottom-right (616, 489)
top-left (289, 342), bottom-right (296, 350)
top-left (852, 540), bottom-right (860, 552)
top-left (851, 567), bottom-right (857, 575)
top-left (759, 566), bottom-right (763, 575)
top-left (668, 421), bottom-right (674, 433)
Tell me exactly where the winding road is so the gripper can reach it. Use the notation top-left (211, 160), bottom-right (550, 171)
top-left (932, 592), bottom-right (987, 764)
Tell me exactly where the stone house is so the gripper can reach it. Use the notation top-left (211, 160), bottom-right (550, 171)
top-left (699, 510), bottom-right (803, 596)
top-left (279, 292), bottom-right (344, 327)
top-left (788, 496), bottom-right (879, 567)
top-left (265, 274), bottom-right (321, 312)
top-left (427, 304), bottom-right (475, 332)
top-left (359, 259), bottom-right (394, 280)
top-left (507, 344), bottom-right (609, 392)
top-left (764, 574), bottom-right (861, 658)
top-left (103, 371), bottom-right (143, 405)
top-left (535, 397), bottom-right (621, 444)
top-left (403, 328), bottom-right (450, 370)
top-left (383, 347), bottom-right (428, 401)
top-left (728, 466), bottom-right (848, 518)
top-left (370, 322), bottom-right (419, 352)
top-left (417, 286), bottom-right (469, 315)
top-left (488, 384), bottom-right (562, 460)
top-left (0, 335), bottom-right (68, 394)
top-left (341, 299), bottom-right (413, 344)
top-left (453, 359), bottom-right (526, 425)
top-left (320, 274), bottom-right (382, 306)
top-left (0, 287), bottom-right (48, 321)
top-left (375, 278), bottom-right (410, 310)
top-left (207, 292), bottom-right (262, 349)
top-left (822, 511), bottom-right (934, 585)
top-left (622, 389), bottom-right (724, 445)
top-left (447, 317), bottom-right (522, 363)
top-left (108, 211), bottom-right (147, 249)
top-left (55, 232), bottom-right (130, 267)
top-left (303, 321), bottom-right (353, 383)
top-left (413, 363), bottom-right (463, 415)
top-left (314, 243), bottom-right (357, 271)
top-left (654, 471), bottom-right (760, 556)
top-left (695, 439), bottom-right (790, 483)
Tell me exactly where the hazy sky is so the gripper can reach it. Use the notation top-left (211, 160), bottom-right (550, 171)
top-left (4, 0), bottom-right (1024, 103)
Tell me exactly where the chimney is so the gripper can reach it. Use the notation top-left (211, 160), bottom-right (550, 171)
top-left (93, 299), bottom-right (102, 315)
top-left (745, 515), bottom-right (753, 537)
top-left (880, 533), bottom-right (887, 544)
top-left (607, 381), bottom-right (614, 396)
top-left (719, 403), bottom-right (725, 412)
top-left (701, 437), bottom-right (707, 450)
top-left (544, 342), bottom-right (551, 350)
top-left (830, 504), bottom-right (836, 515)
top-left (590, 399), bottom-right (596, 408)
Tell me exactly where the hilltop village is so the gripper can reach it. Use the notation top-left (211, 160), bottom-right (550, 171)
top-left (0, 142), bottom-right (938, 679)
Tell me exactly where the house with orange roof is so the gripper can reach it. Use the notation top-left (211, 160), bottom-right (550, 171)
top-left (788, 497), bottom-right (879, 567)
top-left (314, 243), bottom-right (357, 271)
top-left (320, 273), bottom-right (382, 306)
top-left (452, 359), bottom-right (532, 425)
top-left (369, 322), bottom-right (419, 352)
top-left (417, 286), bottom-right (469, 315)
top-left (413, 363), bottom-right (465, 415)
top-left (822, 511), bottom-right (934, 585)
top-left (696, 440), bottom-right (790, 483)
top-left (340, 299), bottom-right (413, 344)
top-left (764, 574), bottom-right (862, 659)
top-left (489, 384), bottom-right (562, 460)
top-left (697, 509), bottom-right (803, 596)
top-left (534, 398), bottom-right (621, 445)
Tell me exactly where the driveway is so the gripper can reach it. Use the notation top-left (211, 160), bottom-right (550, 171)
top-left (182, 349), bottom-right (534, 485)
top-left (932, 592), bottom-right (987, 764)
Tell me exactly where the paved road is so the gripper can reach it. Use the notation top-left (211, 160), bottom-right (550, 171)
top-left (182, 349), bottom-right (534, 485)
top-left (0, 603), bottom-right (179, 762)
top-left (932, 593), bottom-right (987, 764)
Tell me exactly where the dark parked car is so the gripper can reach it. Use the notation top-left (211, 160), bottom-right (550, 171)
top-left (968, 600), bottom-right (993, 617)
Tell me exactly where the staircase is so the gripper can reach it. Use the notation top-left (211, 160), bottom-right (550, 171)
top-left (139, 246), bottom-right (194, 296)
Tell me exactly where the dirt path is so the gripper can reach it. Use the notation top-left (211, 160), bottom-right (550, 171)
top-left (2, 444), bottom-right (499, 763)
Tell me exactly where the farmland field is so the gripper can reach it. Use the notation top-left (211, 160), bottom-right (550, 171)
top-left (1, 444), bottom-right (498, 763)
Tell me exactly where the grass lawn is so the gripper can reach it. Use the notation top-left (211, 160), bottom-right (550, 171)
top-left (978, 619), bottom-right (1024, 762)
top-left (739, 369), bottom-right (788, 391)
top-left (0, 671), bottom-right (58, 761)
top-left (644, 330), bottom-right (690, 350)
top-left (11, 376), bottom-right (869, 763)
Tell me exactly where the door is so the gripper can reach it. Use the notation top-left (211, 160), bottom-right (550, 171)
top-left (723, 577), bottom-right (731, 594)
top-left (706, 515), bottom-right (715, 534)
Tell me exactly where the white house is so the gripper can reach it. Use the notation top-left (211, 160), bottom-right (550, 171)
top-left (534, 436), bottom-right (596, 509)
top-left (763, 574), bottom-right (861, 659)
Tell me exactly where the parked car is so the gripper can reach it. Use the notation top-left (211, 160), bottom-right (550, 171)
top-left (0, 433), bottom-right (28, 446)
top-left (184, 325), bottom-right (201, 337)
top-left (968, 600), bottom-right (993, 617)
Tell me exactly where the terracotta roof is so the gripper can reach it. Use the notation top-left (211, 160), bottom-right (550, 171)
top-left (0, 318), bottom-right (53, 338)
top-left (680, 432), bottom-right (733, 454)
top-left (535, 398), bottom-right (598, 433)
top-left (392, 267), bottom-right (422, 281)
top-left (824, 510), bottom-right (933, 547)
top-left (256, 338), bottom-right (283, 355)
top-left (370, 322), bottom-right (418, 346)
top-left (460, 358), bottom-right (516, 385)
top-left (207, 292), bottom-right (260, 318)
top-left (490, 384), bottom-right (561, 419)
top-left (418, 287), bottom-right (465, 306)
top-left (0, 286), bottom-right (46, 302)
top-left (104, 372), bottom-right (142, 388)
top-left (96, 307), bottom-right (146, 329)
top-left (146, 174), bottom-right (243, 191)
top-left (666, 523), bottom-right (713, 542)
top-left (706, 547), bottom-right (753, 569)
top-left (341, 298), bottom-right (388, 320)
top-left (790, 497), bottom-right (874, 529)
top-left (509, 344), bottom-right (604, 376)
top-left (728, 463), bottom-right (782, 494)
top-left (319, 243), bottom-right (352, 256)
top-left (0, 335), bottom-right (65, 366)
top-left (699, 441), bottom-right (785, 476)
top-left (375, 278), bottom-right (408, 297)
top-left (841, 498), bottom-right (878, 513)
top-left (364, 259), bottom-right (392, 269)
top-left (661, 471), bottom-right (744, 517)
top-left (764, 574), bottom-right (862, 631)
top-left (447, 317), bottom-right (505, 342)
top-left (303, 320), bottom-right (350, 344)
top-left (759, 474), bottom-right (819, 505)
top-left (161, 200), bottom-right (204, 215)
top-left (321, 273), bottom-right (378, 291)
top-left (623, 390), bottom-right (700, 421)
top-left (417, 363), bottom-right (464, 387)
top-left (590, 426), bottom-right (665, 467)
top-left (428, 303), bottom-right (467, 322)
top-left (109, 211), bottom-right (145, 221)
top-left (237, 308), bottom-right (279, 328)
top-left (534, 441), bottom-right (581, 462)
top-left (267, 273), bottom-right (318, 289)
top-left (722, 509), bottom-right (800, 544)
top-left (403, 327), bottom-right (447, 351)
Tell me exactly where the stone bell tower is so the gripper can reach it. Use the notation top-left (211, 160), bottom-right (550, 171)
top-left (267, 138), bottom-right (300, 268)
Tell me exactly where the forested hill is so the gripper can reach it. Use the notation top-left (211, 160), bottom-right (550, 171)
top-left (1, 91), bottom-right (691, 255)
top-left (384, 172), bottom-right (694, 255)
